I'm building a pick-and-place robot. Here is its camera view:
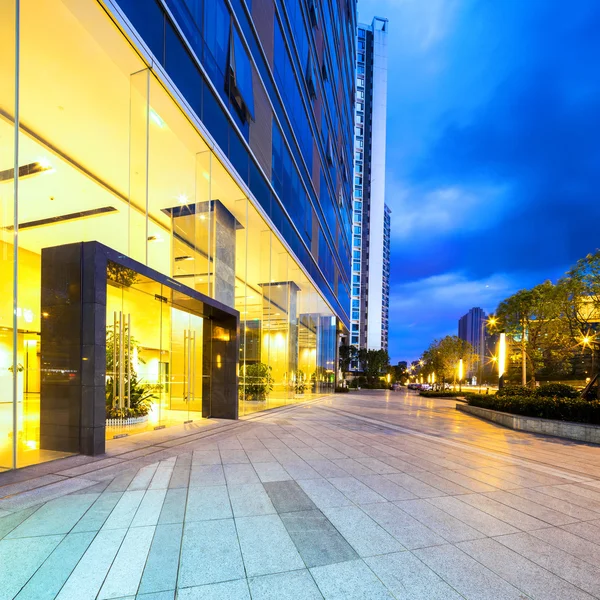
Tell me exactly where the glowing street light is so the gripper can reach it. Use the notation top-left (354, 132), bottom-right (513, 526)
top-left (498, 332), bottom-right (507, 388)
top-left (487, 316), bottom-right (497, 327)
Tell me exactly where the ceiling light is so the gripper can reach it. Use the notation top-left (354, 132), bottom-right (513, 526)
top-left (177, 194), bottom-right (188, 204)
top-left (175, 255), bottom-right (194, 262)
top-left (0, 161), bottom-right (54, 183)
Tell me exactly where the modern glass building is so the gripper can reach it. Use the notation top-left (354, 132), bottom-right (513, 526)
top-left (0, 0), bottom-right (356, 470)
top-left (350, 16), bottom-right (389, 367)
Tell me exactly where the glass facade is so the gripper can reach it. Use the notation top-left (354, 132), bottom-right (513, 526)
top-left (0, 0), bottom-right (350, 471)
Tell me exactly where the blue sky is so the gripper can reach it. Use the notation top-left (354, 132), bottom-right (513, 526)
top-left (358, 0), bottom-right (600, 363)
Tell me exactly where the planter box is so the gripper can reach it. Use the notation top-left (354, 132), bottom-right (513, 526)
top-left (457, 403), bottom-right (600, 444)
top-left (106, 415), bottom-right (149, 428)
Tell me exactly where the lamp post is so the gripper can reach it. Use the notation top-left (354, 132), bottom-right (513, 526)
top-left (458, 359), bottom-right (464, 392)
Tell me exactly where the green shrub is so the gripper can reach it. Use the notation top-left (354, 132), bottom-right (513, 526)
top-left (536, 383), bottom-right (578, 398)
top-left (467, 395), bottom-right (600, 425)
top-left (497, 385), bottom-right (536, 397)
top-left (335, 386), bottom-right (349, 393)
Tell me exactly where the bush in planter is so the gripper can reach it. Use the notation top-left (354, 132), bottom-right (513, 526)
top-left (295, 370), bottom-right (307, 395)
top-left (335, 386), bottom-right (349, 393)
top-left (467, 394), bottom-right (600, 424)
top-left (420, 390), bottom-right (463, 398)
top-left (496, 385), bottom-right (536, 397)
top-left (243, 362), bottom-right (274, 401)
top-left (536, 383), bottom-right (578, 398)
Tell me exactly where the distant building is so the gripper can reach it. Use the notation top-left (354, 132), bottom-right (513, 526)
top-left (350, 16), bottom-right (390, 369)
top-left (458, 307), bottom-right (487, 380)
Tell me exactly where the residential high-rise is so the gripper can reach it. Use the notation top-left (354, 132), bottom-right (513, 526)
top-left (350, 16), bottom-right (389, 367)
top-left (0, 0), bottom-right (356, 470)
top-left (458, 307), bottom-right (487, 380)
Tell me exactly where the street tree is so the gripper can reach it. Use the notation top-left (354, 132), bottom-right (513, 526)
top-left (358, 349), bottom-right (390, 386)
top-left (494, 281), bottom-right (573, 386)
top-left (422, 336), bottom-right (477, 386)
top-left (338, 345), bottom-right (358, 382)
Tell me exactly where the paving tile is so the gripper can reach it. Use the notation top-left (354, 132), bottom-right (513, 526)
top-left (427, 495), bottom-right (519, 537)
top-left (137, 591), bottom-right (175, 600)
top-left (528, 526), bottom-right (600, 566)
top-left (305, 459), bottom-right (350, 478)
top-left (0, 534), bottom-right (64, 600)
top-left (178, 519), bottom-right (245, 587)
top-left (395, 499), bottom-right (484, 543)
top-left (457, 493), bottom-right (549, 530)
top-left (102, 490), bottom-right (145, 530)
top-left (253, 462), bottom-right (292, 482)
top-left (0, 505), bottom-right (39, 540)
top-left (56, 528), bottom-right (127, 599)
top-left (283, 461), bottom-right (322, 480)
top-left (329, 476), bottom-right (388, 504)
top-left (433, 470), bottom-right (498, 493)
top-left (72, 492), bottom-right (123, 533)
top-left (138, 523), bottom-right (182, 595)
top-left (310, 559), bottom-right (394, 599)
top-left (158, 488), bottom-right (187, 524)
top-left (355, 474), bottom-right (417, 501)
top-left (177, 579), bottom-right (250, 600)
top-left (220, 449), bottom-right (249, 464)
top-left (509, 487), bottom-right (600, 521)
top-left (7, 493), bottom-right (98, 538)
top-left (127, 464), bottom-right (159, 491)
top-left (360, 501), bottom-right (446, 550)
top-left (0, 473), bottom-right (66, 498)
top-left (228, 484), bottom-right (276, 517)
top-left (321, 505), bottom-right (404, 557)
top-left (236, 514), bottom-right (304, 576)
top-left (385, 473), bottom-right (445, 498)
top-left (294, 478), bottom-right (353, 510)
top-left (249, 570), bottom-right (323, 600)
top-left (483, 490), bottom-right (579, 526)
top-left (191, 450), bottom-right (222, 465)
top-left (413, 543), bottom-right (526, 600)
top-left (331, 458), bottom-right (375, 477)
top-left (458, 537), bottom-right (595, 600)
top-left (167, 465), bottom-right (191, 489)
top-left (365, 551), bottom-right (464, 600)
top-left (131, 489), bottom-right (167, 527)
top-left (561, 520), bottom-right (600, 545)
top-left (149, 465), bottom-right (174, 490)
top-left (280, 509), bottom-right (358, 567)
top-left (189, 464), bottom-right (226, 487)
top-left (223, 463), bottom-right (259, 485)
top-left (105, 471), bottom-right (137, 492)
top-left (246, 449), bottom-right (277, 463)
top-left (264, 480), bottom-right (318, 513)
top-left (495, 532), bottom-right (600, 597)
top-left (185, 485), bottom-right (232, 521)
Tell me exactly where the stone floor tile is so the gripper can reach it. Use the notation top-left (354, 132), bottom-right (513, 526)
top-left (321, 505), bottom-right (404, 557)
top-left (105, 471), bottom-right (137, 492)
top-left (329, 476), bottom-right (387, 505)
top-left (0, 534), bottom-right (64, 600)
top-left (310, 559), bottom-right (394, 600)
top-left (189, 464), bottom-right (226, 487)
top-left (185, 485), bottom-right (232, 521)
top-left (236, 514), bottom-right (305, 577)
top-left (264, 480), bottom-right (318, 513)
top-left (331, 458), bottom-right (375, 478)
top-left (456, 493), bottom-right (550, 530)
top-left (355, 474), bottom-right (417, 501)
top-left (385, 473), bottom-right (445, 499)
top-left (249, 569), bottom-right (323, 600)
top-left (529, 526), bottom-right (600, 566)
top-left (561, 520), bottom-right (600, 545)
top-left (158, 488), bottom-right (187, 524)
top-left (246, 449), bottom-right (277, 463)
top-left (191, 450), bottom-right (221, 465)
top-left (223, 463), bottom-right (259, 485)
top-left (395, 499), bottom-right (484, 543)
top-left (509, 487), bottom-right (600, 521)
top-left (137, 591), bottom-right (175, 600)
top-left (138, 523), bottom-right (182, 595)
top-left (7, 493), bottom-right (98, 538)
top-left (167, 465), bottom-right (191, 489)
top-left (282, 461), bottom-right (321, 480)
top-left (228, 483), bottom-right (276, 517)
top-left (103, 490), bottom-right (146, 530)
top-left (177, 579), bottom-right (250, 600)
top-left (0, 505), bottom-right (39, 540)
top-left (253, 462), bottom-right (292, 483)
top-left (360, 501), bottom-right (445, 550)
top-left (219, 449), bottom-right (249, 464)
top-left (495, 532), bottom-right (600, 597)
top-left (280, 509), bottom-right (358, 567)
top-left (457, 537), bottom-right (595, 600)
top-left (365, 551), bottom-right (464, 600)
top-left (127, 464), bottom-right (159, 491)
top-left (426, 496), bottom-right (519, 537)
top-left (131, 489), bottom-right (167, 527)
top-left (305, 460), bottom-right (350, 479)
top-left (149, 466), bottom-right (174, 490)
top-left (355, 457), bottom-right (400, 475)
top-left (178, 519), bottom-right (245, 587)
top-left (432, 470), bottom-right (498, 493)
top-left (72, 492), bottom-right (123, 533)
top-left (56, 528), bottom-right (127, 599)
top-left (294, 478), bottom-right (354, 510)
top-left (99, 525), bottom-right (155, 599)
top-left (413, 543), bottom-right (526, 600)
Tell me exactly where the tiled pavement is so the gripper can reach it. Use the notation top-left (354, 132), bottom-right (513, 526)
top-left (2, 390), bottom-right (600, 599)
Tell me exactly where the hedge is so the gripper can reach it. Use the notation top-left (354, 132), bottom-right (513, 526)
top-left (419, 391), bottom-right (464, 398)
top-left (467, 394), bottom-right (600, 425)
top-left (497, 383), bottom-right (579, 399)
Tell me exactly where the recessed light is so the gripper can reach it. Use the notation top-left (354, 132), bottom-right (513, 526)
top-left (177, 194), bottom-right (188, 204)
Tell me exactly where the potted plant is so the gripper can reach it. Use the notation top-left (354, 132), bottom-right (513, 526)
top-left (295, 369), bottom-right (306, 395)
top-left (242, 362), bottom-right (274, 401)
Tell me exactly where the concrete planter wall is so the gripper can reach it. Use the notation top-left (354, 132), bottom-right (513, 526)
top-left (456, 403), bottom-right (600, 444)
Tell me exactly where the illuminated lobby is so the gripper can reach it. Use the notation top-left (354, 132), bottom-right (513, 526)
top-left (0, 0), bottom-right (343, 470)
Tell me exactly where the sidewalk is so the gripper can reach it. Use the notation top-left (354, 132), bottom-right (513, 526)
top-left (2, 390), bottom-right (600, 599)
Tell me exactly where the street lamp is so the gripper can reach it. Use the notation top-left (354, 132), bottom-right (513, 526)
top-left (458, 359), bottom-right (464, 392)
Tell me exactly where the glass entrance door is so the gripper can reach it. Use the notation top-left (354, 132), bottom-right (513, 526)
top-left (169, 307), bottom-right (203, 422)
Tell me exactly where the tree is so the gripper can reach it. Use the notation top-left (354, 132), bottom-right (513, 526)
top-left (357, 349), bottom-right (389, 385)
top-left (494, 281), bottom-right (573, 386)
top-left (422, 336), bottom-right (478, 386)
top-left (339, 345), bottom-right (358, 382)
top-left (558, 250), bottom-right (600, 397)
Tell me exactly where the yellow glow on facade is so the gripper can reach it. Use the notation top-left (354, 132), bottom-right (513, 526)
top-left (458, 359), bottom-right (464, 381)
